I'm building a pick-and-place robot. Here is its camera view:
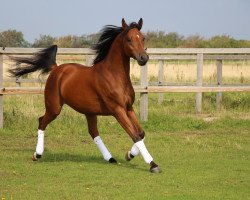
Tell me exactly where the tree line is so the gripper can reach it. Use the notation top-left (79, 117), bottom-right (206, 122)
top-left (1, 29), bottom-right (250, 48)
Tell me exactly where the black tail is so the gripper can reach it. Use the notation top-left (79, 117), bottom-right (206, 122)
top-left (9, 45), bottom-right (58, 77)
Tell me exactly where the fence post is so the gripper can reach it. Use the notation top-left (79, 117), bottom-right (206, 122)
top-left (158, 60), bottom-right (164, 105)
top-left (140, 63), bottom-right (148, 121)
top-left (0, 54), bottom-right (3, 128)
top-left (196, 53), bottom-right (203, 113)
top-left (216, 59), bottom-right (222, 110)
top-left (16, 63), bottom-right (21, 87)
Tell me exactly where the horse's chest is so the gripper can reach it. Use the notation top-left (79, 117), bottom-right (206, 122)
top-left (108, 85), bottom-right (135, 108)
top-left (123, 90), bottom-right (133, 106)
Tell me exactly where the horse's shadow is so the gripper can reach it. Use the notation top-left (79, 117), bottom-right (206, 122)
top-left (3, 147), bottom-right (148, 172)
top-left (42, 151), bottom-right (105, 164)
top-left (41, 151), bottom-right (148, 172)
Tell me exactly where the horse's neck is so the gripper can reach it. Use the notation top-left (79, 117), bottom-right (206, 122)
top-left (104, 36), bottom-right (131, 79)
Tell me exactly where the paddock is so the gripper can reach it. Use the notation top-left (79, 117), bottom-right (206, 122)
top-left (0, 48), bottom-right (249, 199)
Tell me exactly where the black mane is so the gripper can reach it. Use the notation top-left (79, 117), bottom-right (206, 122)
top-left (92, 22), bottom-right (141, 65)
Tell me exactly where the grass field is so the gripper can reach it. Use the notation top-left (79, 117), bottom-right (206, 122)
top-left (0, 93), bottom-right (249, 200)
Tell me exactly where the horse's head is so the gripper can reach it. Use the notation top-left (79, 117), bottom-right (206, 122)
top-left (122, 18), bottom-right (149, 66)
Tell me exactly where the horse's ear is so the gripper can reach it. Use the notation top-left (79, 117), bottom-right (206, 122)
top-left (138, 18), bottom-right (143, 30)
top-left (122, 18), bottom-right (128, 30)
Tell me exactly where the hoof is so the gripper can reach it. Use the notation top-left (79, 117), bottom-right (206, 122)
top-left (32, 154), bottom-right (37, 161)
top-left (150, 166), bottom-right (161, 173)
top-left (150, 161), bottom-right (161, 173)
top-left (109, 157), bottom-right (117, 164)
top-left (125, 151), bottom-right (134, 161)
top-left (32, 152), bottom-right (42, 161)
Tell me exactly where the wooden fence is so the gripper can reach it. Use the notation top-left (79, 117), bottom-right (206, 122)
top-left (0, 47), bottom-right (250, 127)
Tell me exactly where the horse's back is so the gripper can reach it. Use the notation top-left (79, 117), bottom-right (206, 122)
top-left (46, 63), bottom-right (92, 92)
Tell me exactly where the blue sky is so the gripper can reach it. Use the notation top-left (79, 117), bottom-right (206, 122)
top-left (1, 0), bottom-right (249, 42)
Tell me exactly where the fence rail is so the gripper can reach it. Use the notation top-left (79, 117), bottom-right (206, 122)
top-left (1, 85), bottom-right (250, 95)
top-left (1, 47), bottom-right (250, 127)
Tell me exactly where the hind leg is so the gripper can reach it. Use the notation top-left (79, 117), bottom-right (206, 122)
top-left (32, 94), bottom-right (63, 161)
top-left (86, 114), bottom-right (117, 163)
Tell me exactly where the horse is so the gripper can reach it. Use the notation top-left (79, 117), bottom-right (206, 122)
top-left (9, 18), bottom-right (161, 173)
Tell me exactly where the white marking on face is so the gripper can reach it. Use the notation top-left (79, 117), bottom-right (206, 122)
top-left (136, 35), bottom-right (140, 38)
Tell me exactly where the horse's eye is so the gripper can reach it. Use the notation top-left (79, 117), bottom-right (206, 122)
top-left (142, 37), bottom-right (145, 42)
top-left (127, 37), bottom-right (132, 43)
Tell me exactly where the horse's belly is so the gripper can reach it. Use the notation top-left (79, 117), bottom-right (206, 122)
top-left (64, 95), bottom-right (110, 115)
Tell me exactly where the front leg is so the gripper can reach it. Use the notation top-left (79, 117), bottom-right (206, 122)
top-left (125, 108), bottom-right (142, 161)
top-left (113, 106), bottom-right (161, 173)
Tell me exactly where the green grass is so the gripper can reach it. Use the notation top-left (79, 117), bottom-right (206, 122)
top-left (0, 93), bottom-right (250, 200)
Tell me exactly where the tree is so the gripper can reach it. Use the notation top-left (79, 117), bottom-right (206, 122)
top-left (54, 35), bottom-right (75, 48)
top-left (71, 35), bottom-right (92, 48)
top-left (32, 35), bottom-right (55, 47)
top-left (144, 31), bottom-right (184, 48)
top-left (145, 31), bottom-right (160, 47)
top-left (208, 35), bottom-right (239, 48)
top-left (53, 34), bottom-right (99, 48)
top-left (0, 29), bottom-right (29, 47)
top-left (182, 35), bottom-right (207, 48)
top-left (165, 32), bottom-right (184, 47)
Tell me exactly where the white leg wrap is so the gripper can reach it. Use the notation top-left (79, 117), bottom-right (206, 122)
top-left (135, 140), bottom-right (153, 164)
top-left (94, 136), bottom-right (112, 161)
top-left (36, 130), bottom-right (44, 155)
top-left (130, 143), bottom-right (140, 157)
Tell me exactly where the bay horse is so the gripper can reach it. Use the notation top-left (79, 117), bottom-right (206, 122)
top-left (10, 18), bottom-right (161, 173)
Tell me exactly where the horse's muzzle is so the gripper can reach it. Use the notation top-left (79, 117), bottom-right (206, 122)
top-left (137, 53), bottom-right (149, 66)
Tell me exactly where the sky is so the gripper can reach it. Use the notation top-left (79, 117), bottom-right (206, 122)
top-left (1, 0), bottom-right (250, 42)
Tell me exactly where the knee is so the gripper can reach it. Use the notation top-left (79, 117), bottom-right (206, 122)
top-left (133, 131), bottom-right (145, 142)
top-left (139, 131), bottom-right (145, 139)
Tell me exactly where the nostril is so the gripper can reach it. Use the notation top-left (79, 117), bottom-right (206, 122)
top-left (140, 55), bottom-right (144, 61)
